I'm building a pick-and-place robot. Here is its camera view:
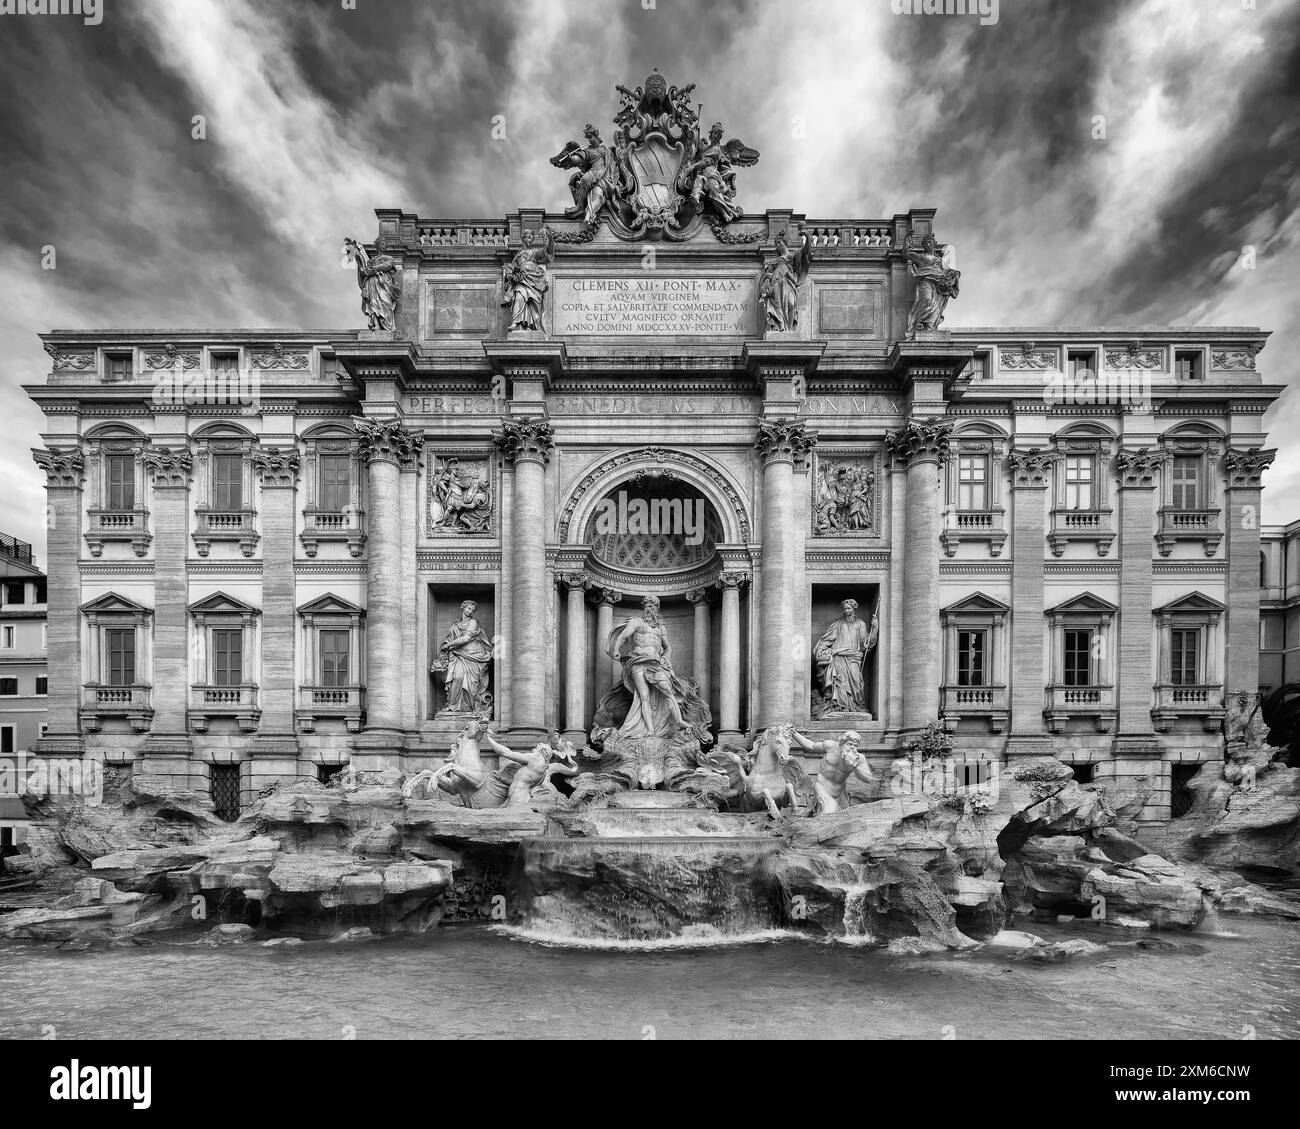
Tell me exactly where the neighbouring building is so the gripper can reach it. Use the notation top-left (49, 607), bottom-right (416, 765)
top-left (22, 77), bottom-right (1284, 827)
top-left (1261, 518), bottom-right (1300, 693)
top-left (0, 533), bottom-right (48, 759)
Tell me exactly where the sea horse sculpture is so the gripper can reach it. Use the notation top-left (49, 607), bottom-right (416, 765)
top-left (423, 716), bottom-right (517, 809)
top-left (722, 724), bottom-right (815, 818)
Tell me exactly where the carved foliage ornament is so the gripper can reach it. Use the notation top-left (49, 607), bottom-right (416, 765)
top-left (43, 345), bottom-right (95, 372)
top-left (137, 445), bottom-right (193, 487)
top-left (1222, 447), bottom-right (1276, 488)
top-left (1000, 342), bottom-right (1055, 370)
top-left (32, 446), bottom-right (85, 488)
top-left (1007, 447), bottom-right (1055, 488)
top-left (251, 343), bottom-right (310, 370)
top-left (1212, 343), bottom-right (1264, 371)
top-left (253, 447), bottom-right (301, 487)
top-left (144, 344), bottom-right (201, 370)
top-left (1114, 447), bottom-right (1167, 488)
top-left (353, 417), bottom-right (422, 467)
top-left (884, 419), bottom-right (953, 468)
top-left (1105, 341), bottom-right (1162, 370)
top-left (755, 419), bottom-right (816, 465)
top-left (492, 418), bottom-right (555, 466)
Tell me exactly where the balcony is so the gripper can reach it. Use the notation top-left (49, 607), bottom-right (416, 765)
top-left (192, 509), bottom-right (259, 558)
top-left (299, 508), bottom-right (366, 559)
top-left (189, 684), bottom-right (261, 733)
top-left (940, 509), bottom-right (1007, 558)
top-left (1156, 508), bottom-right (1222, 557)
top-left (1152, 683), bottom-right (1224, 732)
top-left (1048, 509), bottom-right (1115, 557)
top-left (296, 685), bottom-right (366, 733)
top-left (940, 684), bottom-right (1009, 733)
top-left (1044, 685), bottom-right (1116, 733)
top-left (84, 507), bottom-right (151, 558)
top-left (80, 684), bottom-right (153, 733)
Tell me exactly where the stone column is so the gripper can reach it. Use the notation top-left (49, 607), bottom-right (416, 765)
top-left (885, 419), bottom-right (951, 737)
top-left (353, 418), bottom-right (421, 756)
top-left (755, 419), bottom-right (815, 728)
top-left (251, 447), bottom-right (300, 760)
top-left (687, 588), bottom-right (712, 713)
top-left (1113, 448), bottom-right (1165, 751)
top-left (594, 588), bottom-right (623, 697)
top-left (717, 572), bottom-right (747, 745)
top-left (494, 418), bottom-right (554, 741)
top-left (561, 572), bottom-right (588, 743)
top-left (137, 444), bottom-right (194, 765)
top-left (1223, 447), bottom-right (1276, 701)
top-left (32, 448), bottom-right (86, 756)
top-left (1005, 448), bottom-right (1054, 756)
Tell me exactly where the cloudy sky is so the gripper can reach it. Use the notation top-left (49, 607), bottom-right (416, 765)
top-left (1, 0), bottom-right (1297, 563)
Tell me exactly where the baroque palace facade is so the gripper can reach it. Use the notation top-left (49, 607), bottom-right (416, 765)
top-left (25, 79), bottom-right (1282, 826)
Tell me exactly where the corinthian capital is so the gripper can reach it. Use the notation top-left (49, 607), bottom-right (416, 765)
top-left (137, 445), bottom-right (192, 488)
top-left (354, 417), bottom-right (423, 467)
top-left (1223, 447), bottom-right (1276, 489)
top-left (1007, 447), bottom-right (1055, 489)
top-left (1114, 447), bottom-right (1166, 489)
top-left (32, 446), bottom-right (85, 489)
top-left (254, 446), bottom-right (301, 487)
top-left (493, 417), bottom-right (555, 465)
top-left (754, 419), bottom-right (815, 465)
top-left (884, 418), bottom-right (952, 468)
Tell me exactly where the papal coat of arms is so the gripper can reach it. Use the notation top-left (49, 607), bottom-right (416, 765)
top-left (549, 70), bottom-right (759, 241)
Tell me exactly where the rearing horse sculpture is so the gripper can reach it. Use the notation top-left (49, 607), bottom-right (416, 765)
top-left (414, 716), bottom-right (517, 809)
top-left (723, 724), bottom-right (814, 818)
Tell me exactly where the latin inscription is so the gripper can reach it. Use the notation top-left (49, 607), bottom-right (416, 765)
top-left (553, 276), bottom-right (756, 336)
top-left (404, 394), bottom-right (901, 417)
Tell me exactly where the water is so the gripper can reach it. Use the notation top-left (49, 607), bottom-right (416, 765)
top-left (1, 916), bottom-right (1297, 1040)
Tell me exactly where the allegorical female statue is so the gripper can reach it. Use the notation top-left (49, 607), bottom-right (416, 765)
top-left (759, 225), bottom-right (813, 332)
top-left (903, 232), bottom-right (961, 338)
top-left (813, 599), bottom-right (879, 717)
top-left (432, 600), bottom-right (494, 714)
top-left (501, 226), bottom-right (555, 332)
top-left (344, 235), bottom-right (400, 332)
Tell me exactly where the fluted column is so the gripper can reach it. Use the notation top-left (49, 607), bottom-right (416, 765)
top-left (137, 444), bottom-right (194, 754)
top-left (687, 588), bottom-right (712, 712)
top-left (755, 419), bottom-right (815, 728)
top-left (1005, 447), bottom-right (1054, 756)
top-left (561, 572), bottom-right (589, 743)
top-left (32, 448), bottom-right (85, 755)
top-left (717, 572), bottom-right (747, 744)
top-left (251, 447), bottom-right (300, 754)
top-left (1113, 448), bottom-right (1165, 750)
top-left (594, 587), bottom-right (623, 700)
top-left (494, 417), bottom-right (554, 739)
top-left (354, 418), bottom-right (421, 741)
top-left (1223, 448), bottom-right (1276, 703)
top-left (885, 419), bottom-right (952, 736)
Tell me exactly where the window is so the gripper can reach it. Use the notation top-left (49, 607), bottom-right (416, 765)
top-left (0, 678), bottom-right (16, 696)
top-left (35, 676), bottom-right (47, 696)
top-left (1, 626), bottom-right (12, 649)
top-left (1067, 351), bottom-right (1095, 381)
top-left (35, 580), bottom-right (46, 603)
top-left (320, 629), bottom-right (350, 688)
top-left (956, 455), bottom-right (988, 511)
top-left (1063, 629), bottom-right (1093, 686)
top-left (956, 630), bottom-right (986, 686)
top-left (1170, 456), bottom-right (1201, 510)
top-left (0, 725), bottom-right (12, 752)
top-left (105, 628), bottom-right (136, 686)
top-left (212, 628), bottom-right (243, 686)
top-left (1175, 351), bottom-right (1202, 381)
top-left (212, 353), bottom-right (240, 375)
top-left (1170, 628), bottom-right (1200, 685)
top-left (213, 454), bottom-right (243, 511)
top-left (1170, 765), bottom-right (1198, 817)
top-left (1064, 456), bottom-right (1093, 510)
top-left (1071, 763), bottom-right (1095, 785)
top-left (319, 454), bottom-right (351, 513)
top-left (317, 763), bottom-right (342, 787)
top-left (106, 354), bottom-right (132, 382)
top-left (105, 453), bottom-right (135, 510)
top-left (4, 582), bottom-right (24, 605)
top-left (210, 764), bottom-right (242, 823)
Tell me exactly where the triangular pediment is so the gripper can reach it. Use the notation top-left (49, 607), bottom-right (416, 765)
top-left (296, 593), bottom-right (363, 616)
top-left (941, 591), bottom-right (1010, 615)
top-left (187, 591), bottom-right (260, 616)
top-left (1153, 591), bottom-right (1226, 615)
top-left (1046, 592), bottom-right (1119, 616)
top-left (79, 592), bottom-right (152, 616)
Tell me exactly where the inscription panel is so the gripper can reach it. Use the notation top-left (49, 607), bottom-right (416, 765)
top-left (817, 286), bottom-right (881, 336)
top-left (428, 285), bottom-right (497, 335)
top-left (553, 276), bottom-right (757, 336)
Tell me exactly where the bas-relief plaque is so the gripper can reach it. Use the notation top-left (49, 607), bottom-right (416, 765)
top-left (552, 276), bottom-right (757, 336)
top-left (818, 286), bottom-right (880, 336)
top-left (428, 285), bottom-right (496, 335)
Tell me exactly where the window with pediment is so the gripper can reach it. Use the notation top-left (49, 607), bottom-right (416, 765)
top-left (79, 593), bottom-right (153, 732)
top-left (84, 425), bottom-right (151, 558)
top-left (1152, 592), bottom-right (1225, 731)
top-left (941, 426), bottom-right (1008, 557)
top-left (939, 593), bottom-right (1009, 732)
top-left (1156, 424), bottom-right (1223, 557)
top-left (1044, 593), bottom-right (1118, 733)
top-left (187, 592), bottom-right (261, 733)
top-left (193, 425), bottom-right (259, 558)
top-left (296, 594), bottom-right (366, 733)
top-left (1048, 426), bottom-right (1115, 557)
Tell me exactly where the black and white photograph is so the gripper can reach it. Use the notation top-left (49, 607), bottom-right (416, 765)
top-left (0, 0), bottom-right (1297, 1085)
